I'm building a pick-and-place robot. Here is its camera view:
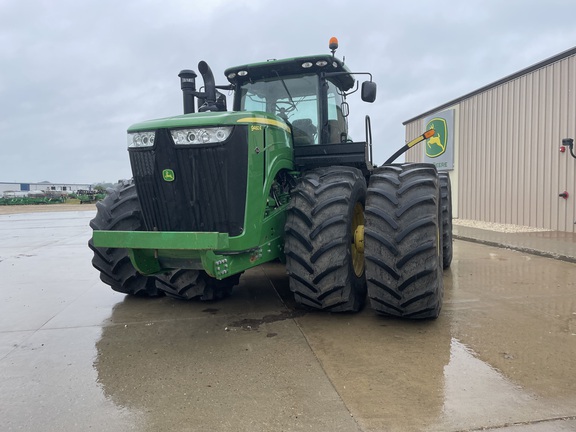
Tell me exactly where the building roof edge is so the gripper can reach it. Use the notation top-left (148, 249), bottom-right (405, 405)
top-left (402, 45), bottom-right (576, 125)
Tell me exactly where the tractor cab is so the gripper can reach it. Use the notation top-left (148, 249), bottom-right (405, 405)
top-left (226, 54), bottom-right (359, 146)
top-left (225, 51), bottom-right (377, 174)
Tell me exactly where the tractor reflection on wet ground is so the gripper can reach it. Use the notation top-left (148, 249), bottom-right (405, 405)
top-left (0, 210), bottom-right (575, 431)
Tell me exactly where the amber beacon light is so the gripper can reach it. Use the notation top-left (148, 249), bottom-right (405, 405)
top-left (329, 37), bottom-right (339, 55)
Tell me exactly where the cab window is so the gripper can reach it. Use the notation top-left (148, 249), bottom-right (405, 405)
top-left (240, 75), bottom-right (320, 145)
top-left (326, 80), bottom-right (347, 143)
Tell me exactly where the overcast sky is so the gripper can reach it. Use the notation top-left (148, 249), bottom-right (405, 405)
top-left (1, 0), bottom-right (575, 184)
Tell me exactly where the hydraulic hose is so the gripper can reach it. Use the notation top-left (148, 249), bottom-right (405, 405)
top-left (384, 129), bottom-right (435, 164)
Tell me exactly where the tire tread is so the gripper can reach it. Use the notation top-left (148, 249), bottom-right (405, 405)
top-left (365, 164), bottom-right (444, 319)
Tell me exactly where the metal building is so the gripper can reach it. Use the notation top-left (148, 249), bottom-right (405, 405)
top-left (0, 182), bottom-right (93, 196)
top-left (404, 47), bottom-right (576, 233)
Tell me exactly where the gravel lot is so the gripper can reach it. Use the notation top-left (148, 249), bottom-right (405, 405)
top-left (453, 218), bottom-right (552, 233)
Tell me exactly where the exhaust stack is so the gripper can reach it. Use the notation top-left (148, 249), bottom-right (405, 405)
top-left (178, 69), bottom-right (197, 114)
top-left (198, 61), bottom-right (218, 112)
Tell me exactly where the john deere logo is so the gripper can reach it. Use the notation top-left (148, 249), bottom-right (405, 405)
top-left (162, 169), bottom-right (175, 182)
top-left (425, 117), bottom-right (448, 158)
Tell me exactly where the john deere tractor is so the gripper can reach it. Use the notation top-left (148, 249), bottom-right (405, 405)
top-left (89, 38), bottom-right (452, 319)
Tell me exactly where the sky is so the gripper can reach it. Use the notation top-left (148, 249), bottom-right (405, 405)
top-left (1, 0), bottom-right (575, 184)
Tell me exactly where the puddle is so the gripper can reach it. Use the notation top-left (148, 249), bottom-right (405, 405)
top-left (227, 309), bottom-right (307, 331)
top-left (438, 338), bottom-right (545, 429)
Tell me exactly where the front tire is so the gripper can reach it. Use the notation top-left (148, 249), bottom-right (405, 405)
top-left (89, 182), bottom-right (160, 297)
top-left (155, 269), bottom-right (240, 301)
top-left (284, 166), bottom-right (367, 312)
top-left (365, 164), bottom-right (443, 319)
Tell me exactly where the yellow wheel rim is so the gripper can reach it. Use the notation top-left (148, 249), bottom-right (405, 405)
top-left (351, 202), bottom-right (365, 277)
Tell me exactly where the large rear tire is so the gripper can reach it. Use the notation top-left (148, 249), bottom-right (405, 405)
top-left (284, 166), bottom-right (367, 312)
top-left (365, 164), bottom-right (443, 319)
top-left (155, 270), bottom-right (240, 301)
top-left (89, 181), bottom-right (160, 297)
top-left (439, 172), bottom-right (453, 269)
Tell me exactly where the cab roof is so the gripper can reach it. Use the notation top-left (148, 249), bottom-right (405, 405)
top-left (224, 55), bottom-right (355, 91)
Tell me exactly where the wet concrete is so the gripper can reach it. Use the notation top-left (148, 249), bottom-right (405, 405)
top-left (454, 225), bottom-right (576, 263)
top-left (1, 210), bottom-right (576, 431)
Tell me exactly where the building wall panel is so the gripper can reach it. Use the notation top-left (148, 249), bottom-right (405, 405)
top-left (405, 52), bottom-right (576, 233)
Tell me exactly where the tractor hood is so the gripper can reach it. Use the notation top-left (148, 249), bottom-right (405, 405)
top-left (127, 111), bottom-right (291, 134)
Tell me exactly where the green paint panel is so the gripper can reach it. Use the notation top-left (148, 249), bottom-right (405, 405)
top-left (127, 111), bottom-right (289, 133)
top-left (93, 231), bottom-right (229, 250)
top-left (202, 236), bottom-right (285, 279)
top-left (129, 249), bottom-right (163, 275)
top-left (114, 108), bottom-right (297, 279)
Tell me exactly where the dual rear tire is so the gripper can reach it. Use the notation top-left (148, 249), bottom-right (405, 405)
top-left (284, 167), bottom-right (367, 312)
top-left (439, 172), bottom-right (453, 269)
top-left (285, 164), bottom-right (445, 319)
top-left (364, 164), bottom-right (443, 319)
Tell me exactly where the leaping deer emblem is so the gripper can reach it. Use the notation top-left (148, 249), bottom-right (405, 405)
top-left (427, 125), bottom-right (445, 154)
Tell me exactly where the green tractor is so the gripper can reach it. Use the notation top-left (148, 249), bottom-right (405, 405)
top-left (89, 39), bottom-right (452, 319)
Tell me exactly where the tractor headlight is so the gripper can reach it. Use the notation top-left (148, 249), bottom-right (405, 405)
top-left (127, 131), bottom-right (155, 148)
top-left (170, 127), bottom-right (233, 145)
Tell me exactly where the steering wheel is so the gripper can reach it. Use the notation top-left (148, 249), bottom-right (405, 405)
top-left (275, 101), bottom-right (296, 120)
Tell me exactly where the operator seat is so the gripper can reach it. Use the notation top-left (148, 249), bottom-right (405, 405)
top-left (292, 118), bottom-right (317, 145)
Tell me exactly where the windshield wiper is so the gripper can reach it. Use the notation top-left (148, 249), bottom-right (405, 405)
top-left (274, 71), bottom-right (297, 111)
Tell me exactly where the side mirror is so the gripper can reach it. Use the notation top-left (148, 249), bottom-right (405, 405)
top-left (361, 81), bottom-right (377, 103)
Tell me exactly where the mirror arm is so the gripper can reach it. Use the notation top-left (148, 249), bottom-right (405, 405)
top-left (324, 71), bottom-right (373, 81)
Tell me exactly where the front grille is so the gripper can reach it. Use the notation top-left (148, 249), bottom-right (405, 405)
top-left (129, 126), bottom-right (248, 236)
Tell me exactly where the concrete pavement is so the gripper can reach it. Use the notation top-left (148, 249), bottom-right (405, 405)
top-left (0, 209), bottom-right (575, 431)
top-left (454, 225), bottom-right (576, 263)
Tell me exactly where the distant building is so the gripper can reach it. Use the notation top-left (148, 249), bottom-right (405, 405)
top-left (0, 182), bottom-right (93, 196)
top-left (404, 46), bottom-right (576, 233)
